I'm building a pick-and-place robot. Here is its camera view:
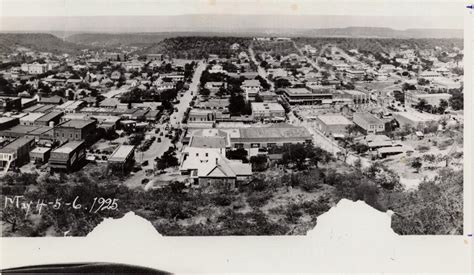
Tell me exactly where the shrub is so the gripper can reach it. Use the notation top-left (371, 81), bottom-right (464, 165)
top-left (416, 145), bottom-right (431, 153)
top-left (212, 194), bottom-right (233, 207)
top-left (247, 192), bottom-right (273, 208)
top-left (285, 204), bottom-right (303, 223)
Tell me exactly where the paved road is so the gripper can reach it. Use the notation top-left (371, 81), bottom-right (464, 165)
top-left (170, 61), bottom-right (206, 127)
top-left (103, 85), bottom-right (131, 98)
top-left (123, 61), bottom-right (206, 188)
top-left (248, 45), bottom-right (274, 90)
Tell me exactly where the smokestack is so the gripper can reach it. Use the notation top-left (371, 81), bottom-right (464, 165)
top-left (216, 158), bottom-right (218, 165)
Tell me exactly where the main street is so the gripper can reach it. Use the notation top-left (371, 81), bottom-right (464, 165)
top-left (123, 61), bottom-right (206, 188)
top-left (248, 45), bottom-right (274, 90)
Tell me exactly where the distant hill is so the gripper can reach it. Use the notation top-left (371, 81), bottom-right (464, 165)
top-left (0, 33), bottom-right (86, 54)
top-left (137, 36), bottom-right (253, 58)
top-left (66, 33), bottom-right (170, 47)
top-left (297, 27), bottom-right (463, 39)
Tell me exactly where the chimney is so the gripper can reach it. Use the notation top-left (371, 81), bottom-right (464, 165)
top-left (216, 158), bottom-right (218, 165)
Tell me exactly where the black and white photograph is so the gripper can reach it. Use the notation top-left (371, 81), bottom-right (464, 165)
top-left (0, 0), bottom-right (472, 273)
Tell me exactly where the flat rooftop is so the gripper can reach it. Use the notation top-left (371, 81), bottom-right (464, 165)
top-left (190, 136), bottom-right (227, 148)
top-left (342, 90), bottom-right (367, 96)
top-left (0, 137), bottom-right (34, 153)
top-left (0, 117), bottom-right (18, 124)
top-left (58, 119), bottom-right (95, 129)
top-left (238, 124), bottom-right (312, 140)
top-left (317, 115), bottom-right (353, 125)
top-left (354, 112), bottom-right (383, 124)
top-left (394, 111), bottom-right (439, 122)
top-left (251, 102), bottom-right (285, 112)
top-left (20, 112), bottom-right (45, 122)
top-left (36, 111), bottom-right (63, 122)
top-left (52, 141), bottom-right (84, 154)
top-left (108, 145), bottom-right (135, 162)
top-left (30, 147), bottom-right (51, 154)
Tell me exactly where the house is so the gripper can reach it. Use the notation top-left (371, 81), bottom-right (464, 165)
top-left (419, 71), bottom-right (441, 79)
top-left (146, 54), bottom-right (163, 61)
top-left (204, 82), bottom-right (226, 93)
top-left (241, 80), bottom-right (262, 101)
top-left (251, 102), bottom-right (285, 121)
top-left (123, 61), bottom-right (144, 71)
top-left (48, 140), bottom-right (86, 171)
top-left (110, 71), bottom-right (121, 80)
top-left (333, 63), bottom-right (350, 71)
top-left (314, 115), bottom-right (353, 138)
top-left (209, 64), bottom-right (226, 74)
top-left (195, 157), bottom-right (252, 190)
top-left (155, 82), bottom-right (175, 91)
top-left (352, 112), bottom-right (385, 134)
top-left (380, 64), bottom-right (395, 71)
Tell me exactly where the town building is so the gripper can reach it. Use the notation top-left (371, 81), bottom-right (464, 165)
top-left (392, 111), bottom-right (440, 128)
top-left (280, 87), bottom-right (332, 105)
top-left (419, 71), bottom-right (441, 79)
top-left (107, 145), bottom-right (135, 173)
top-left (49, 141), bottom-right (86, 171)
top-left (314, 115), bottom-right (353, 137)
top-left (226, 124), bottom-right (312, 149)
top-left (251, 102), bottom-right (285, 121)
top-left (241, 80), bottom-right (262, 101)
top-left (405, 91), bottom-right (452, 107)
top-left (21, 62), bottom-right (48, 74)
top-left (54, 119), bottom-right (97, 142)
top-left (56, 100), bottom-right (87, 113)
top-left (29, 147), bottom-right (51, 163)
top-left (0, 96), bottom-right (22, 112)
top-left (352, 112), bottom-right (385, 134)
top-left (0, 117), bottom-right (20, 130)
top-left (341, 90), bottom-right (370, 105)
top-left (33, 111), bottom-right (63, 127)
top-left (188, 109), bottom-right (218, 123)
top-left (19, 113), bottom-right (45, 126)
top-left (0, 137), bottom-right (35, 172)
top-left (345, 69), bottom-right (365, 80)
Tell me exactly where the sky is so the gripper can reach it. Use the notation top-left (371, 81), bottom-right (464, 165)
top-left (0, 0), bottom-right (466, 31)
